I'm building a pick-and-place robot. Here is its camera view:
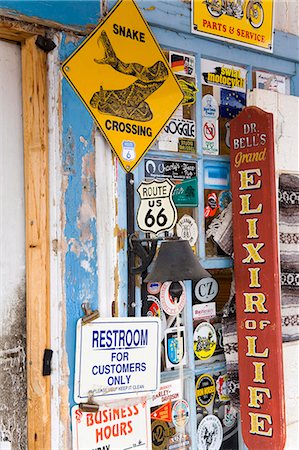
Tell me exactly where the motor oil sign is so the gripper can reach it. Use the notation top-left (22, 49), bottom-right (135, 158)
top-left (72, 401), bottom-right (152, 450)
top-left (75, 318), bottom-right (160, 403)
top-left (61, 0), bottom-right (183, 172)
top-left (230, 107), bottom-right (286, 449)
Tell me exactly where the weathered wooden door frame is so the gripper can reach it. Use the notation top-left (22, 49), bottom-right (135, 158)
top-left (0, 21), bottom-right (50, 449)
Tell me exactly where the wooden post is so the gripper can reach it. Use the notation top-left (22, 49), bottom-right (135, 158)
top-left (22, 36), bottom-right (51, 449)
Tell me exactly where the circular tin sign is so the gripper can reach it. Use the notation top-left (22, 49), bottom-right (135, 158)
top-left (172, 400), bottom-right (190, 429)
top-left (194, 277), bottom-right (219, 303)
top-left (202, 94), bottom-right (219, 119)
top-left (147, 281), bottom-right (162, 295)
top-left (160, 281), bottom-right (186, 316)
top-left (152, 420), bottom-right (175, 450)
top-left (176, 215), bottom-right (198, 247)
top-left (197, 415), bottom-right (223, 450)
top-left (193, 322), bottom-right (217, 360)
top-left (195, 374), bottom-right (216, 407)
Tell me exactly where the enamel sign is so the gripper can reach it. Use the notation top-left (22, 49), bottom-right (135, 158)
top-left (192, 0), bottom-right (274, 52)
top-left (62, 0), bottom-right (183, 172)
top-left (72, 401), bottom-right (152, 450)
top-left (137, 179), bottom-right (177, 234)
top-left (75, 317), bottom-right (160, 403)
top-left (230, 107), bottom-right (286, 449)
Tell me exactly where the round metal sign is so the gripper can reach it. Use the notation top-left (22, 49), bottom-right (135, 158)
top-left (197, 415), bottom-right (223, 450)
top-left (193, 322), bottom-right (217, 360)
top-left (194, 277), bottom-right (218, 303)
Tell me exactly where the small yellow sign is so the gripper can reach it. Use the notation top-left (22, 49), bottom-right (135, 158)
top-left (192, 0), bottom-right (274, 52)
top-left (62, 0), bottom-right (183, 172)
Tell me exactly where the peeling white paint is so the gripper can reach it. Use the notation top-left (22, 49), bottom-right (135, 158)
top-left (79, 135), bottom-right (88, 147)
top-left (95, 131), bottom-right (118, 318)
top-left (48, 33), bottom-right (71, 450)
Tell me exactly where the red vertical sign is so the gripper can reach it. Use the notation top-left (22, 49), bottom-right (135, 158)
top-left (230, 107), bottom-right (286, 449)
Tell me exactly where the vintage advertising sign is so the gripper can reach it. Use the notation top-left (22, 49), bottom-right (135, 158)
top-left (62, 0), bottom-right (183, 172)
top-left (201, 59), bottom-right (247, 93)
top-left (173, 178), bottom-right (198, 207)
top-left (230, 106), bottom-right (286, 449)
top-left (192, 0), bottom-right (274, 52)
top-left (72, 401), bottom-right (151, 450)
top-left (145, 158), bottom-right (197, 180)
top-left (136, 179), bottom-right (177, 234)
top-left (75, 317), bottom-right (160, 402)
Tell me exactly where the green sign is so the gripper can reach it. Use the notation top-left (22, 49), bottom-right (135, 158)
top-left (173, 177), bottom-right (198, 207)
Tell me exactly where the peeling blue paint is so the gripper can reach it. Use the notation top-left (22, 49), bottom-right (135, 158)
top-left (60, 33), bottom-right (98, 408)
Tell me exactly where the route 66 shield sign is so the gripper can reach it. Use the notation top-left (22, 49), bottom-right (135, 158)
top-left (137, 179), bottom-right (177, 234)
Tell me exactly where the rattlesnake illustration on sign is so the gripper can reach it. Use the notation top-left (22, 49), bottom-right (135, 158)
top-left (90, 31), bottom-right (169, 121)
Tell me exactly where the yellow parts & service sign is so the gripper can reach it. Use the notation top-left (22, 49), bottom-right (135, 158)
top-left (62, 0), bottom-right (184, 172)
top-left (192, 0), bottom-right (274, 52)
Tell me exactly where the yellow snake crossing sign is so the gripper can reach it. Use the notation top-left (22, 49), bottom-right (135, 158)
top-left (62, 0), bottom-right (184, 172)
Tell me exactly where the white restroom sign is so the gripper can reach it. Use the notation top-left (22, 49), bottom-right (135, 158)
top-left (74, 317), bottom-right (160, 403)
top-left (137, 179), bottom-right (177, 234)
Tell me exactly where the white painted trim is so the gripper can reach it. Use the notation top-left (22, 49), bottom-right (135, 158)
top-left (48, 33), bottom-right (69, 449)
top-left (95, 131), bottom-right (117, 318)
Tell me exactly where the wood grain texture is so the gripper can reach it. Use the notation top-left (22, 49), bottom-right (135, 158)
top-left (21, 36), bottom-right (50, 450)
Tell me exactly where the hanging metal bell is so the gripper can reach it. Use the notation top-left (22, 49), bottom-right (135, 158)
top-left (144, 239), bottom-right (211, 282)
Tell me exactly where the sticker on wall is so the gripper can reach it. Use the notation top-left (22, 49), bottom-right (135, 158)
top-left (151, 401), bottom-right (172, 422)
top-left (160, 281), bottom-right (186, 316)
top-left (146, 295), bottom-right (160, 313)
top-left (179, 78), bottom-right (198, 106)
top-left (195, 374), bottom-right (216, 408)
top-left (147, 282), bottom-right (162, 295)
top-left (254, 70), bottom-right (290, 95)
top-left (204, 193), bottom-right (219, 218)
top-left (145, 158), bottom-right (197, 180)
top-left (218, 190), bottom-right (232, 211)
top-left (172, 399), bottom-right (190, 429)
top-left (197, 415), bottom-right (223, 450)
top-left (151, 379), bottom-right (183, 408)
top-left (192, 302), bottom-right (216, 321)
top-left (201, 59), bottom-right (247, 93)
top-left (169, 51), bottom-right (195, 78)
top-left (162, 118), bottom-right (196, 140)
top-left (194, 277), bottom-right (219, 303)
top-left (202, 94), bottom-right (219, 119)
top-left (202, 119), bottom-right (219, 155)
top-left (122, 140), bottom-right (136, 161)
top-left (165, 326), bottom-right (187, 368)
top-left (220, 89), bottom-right (246, 119)
top-left (223, 404), bottom-right (237, 428)
top-left (173, 178), bottom-right (198, 207)
top-left (152, 420), bottom-right (176, 450)
top-left (193, 322), bottom-right (217, 360)
top-left (167, 432), bottom-right (191, 450)
top-left (216, 374), bottom-right (230, 402)
top-left (178, 138), bottom-right (196, 153)
top-left (176, 215), bottom-right (198, 246)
